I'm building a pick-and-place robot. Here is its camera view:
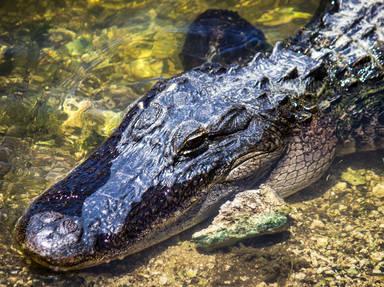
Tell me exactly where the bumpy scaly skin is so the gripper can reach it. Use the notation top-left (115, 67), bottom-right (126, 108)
top-left (14, 0), bottom-right (384, 270)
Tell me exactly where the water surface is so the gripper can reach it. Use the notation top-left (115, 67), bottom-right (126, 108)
top-left (0, 0), bottom-right (383, 286)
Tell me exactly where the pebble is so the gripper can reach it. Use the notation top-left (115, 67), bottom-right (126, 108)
top-left (186, 269), bottom-right (197, 278)
top-left (344, 224), bottom-right (353, 232)
top-left (159, 275), bottom-right (168, 285)
top-left (334, 182), bottom-right (347, 190)
top-left (372, 183), bottom-right (384, 198)
top-left (316, 237), bottom-right (329, 248)
top-left (370, 252), bottom-right (384, 263)
top-left (346, 267), bottom-right (358, 275)
top-left (310, 219), bottom-right (325, 229)
top-left (292, 272), bottom-right (306, 280)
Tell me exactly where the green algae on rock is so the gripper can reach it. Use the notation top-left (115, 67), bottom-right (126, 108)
top-left (193, 211), bottom-right (288, 250)
top-left (340, 168), bottom-right (367, 186)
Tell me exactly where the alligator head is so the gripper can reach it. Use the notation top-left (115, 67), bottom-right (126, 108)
top-left (14, 65), bottom-right (291, 270)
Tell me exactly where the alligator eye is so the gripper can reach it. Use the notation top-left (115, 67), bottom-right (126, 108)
top-left (178, 129), bottom-right (208, 157)
top-left (211, 106), bottom-right (251, 136)
top-left (172, 120), bottom-right (209, 157)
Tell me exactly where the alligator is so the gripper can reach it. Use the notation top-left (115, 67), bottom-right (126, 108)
top-left (14, 0), bottom-right (384, 271)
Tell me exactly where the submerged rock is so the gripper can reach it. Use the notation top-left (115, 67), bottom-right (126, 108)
top-left (0, 147), bottom-right (11, 178)
top-left (372, 183), bottom-right (384, 198)
top-left (180, 9), bottom-right (270, 70)
top-left (192, 186), bottom-right (290, 250)
top-left (0, 161), bottom-right (11, 178)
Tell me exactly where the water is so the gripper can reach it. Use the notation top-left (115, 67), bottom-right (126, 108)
top-left (0, 0), bottom-right (383, 286)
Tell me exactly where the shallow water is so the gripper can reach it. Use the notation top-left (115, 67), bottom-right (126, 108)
top-left (0, 0), bottom-right (383, 286)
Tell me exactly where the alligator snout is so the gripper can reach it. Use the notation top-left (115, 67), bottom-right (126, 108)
top-left (26, 212), bottom-right (82, 253)
top-left (15, 211), bottom-right (86, 268)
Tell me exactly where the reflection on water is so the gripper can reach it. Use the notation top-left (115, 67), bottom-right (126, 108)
top-left (0, 0), bottom-right (382, 286)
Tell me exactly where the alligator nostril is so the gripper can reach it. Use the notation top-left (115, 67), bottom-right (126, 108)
top-left (39, 211), bottom-right (64, 224)
top-left (58, 218), bottom-right (79, 234)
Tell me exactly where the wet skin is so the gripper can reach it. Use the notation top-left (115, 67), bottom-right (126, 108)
top-left (14, 0), bottom-right (384, 270)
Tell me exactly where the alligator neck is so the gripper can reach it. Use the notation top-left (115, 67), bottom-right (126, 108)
top-left (287, 0), bottom-right (384, 151)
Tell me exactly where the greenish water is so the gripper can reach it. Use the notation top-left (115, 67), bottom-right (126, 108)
top-left (0, 0), bottom-right (383, 286)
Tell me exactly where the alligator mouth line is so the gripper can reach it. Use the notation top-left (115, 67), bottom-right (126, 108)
top-left (230, 150), bottom-right (266, 170)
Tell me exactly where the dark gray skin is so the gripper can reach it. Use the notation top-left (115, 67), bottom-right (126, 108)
top-left (15, 0), bottom-right (384, 271)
